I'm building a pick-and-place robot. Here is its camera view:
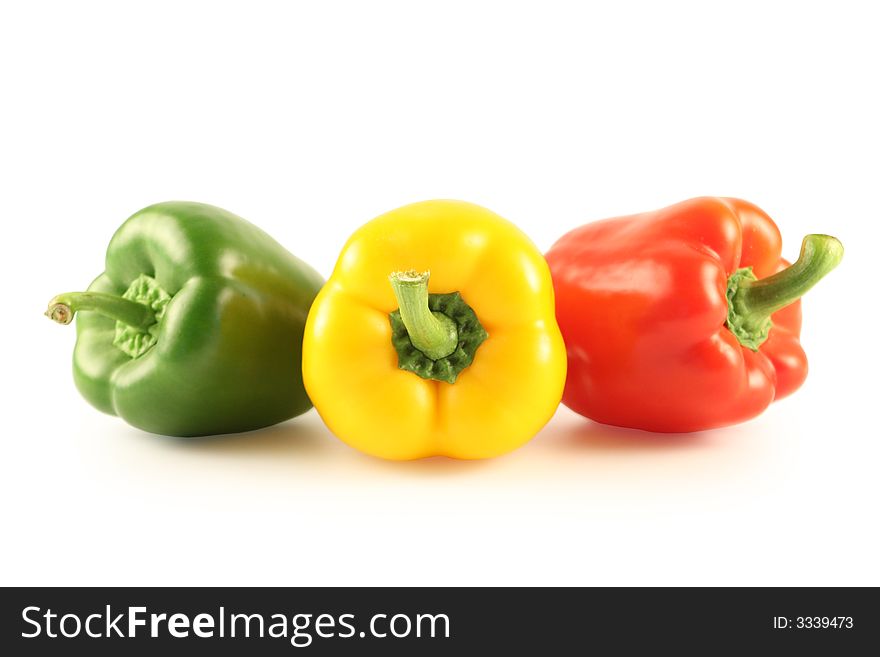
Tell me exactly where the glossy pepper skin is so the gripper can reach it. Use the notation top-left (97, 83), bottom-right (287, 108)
top-left (46, 202), bottom-right (324, 436)
top-left (302, 200), bottom-right (567, 460)
top-left (545, 197), bottom-right (843, 432)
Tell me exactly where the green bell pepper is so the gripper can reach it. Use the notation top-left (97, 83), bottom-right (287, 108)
top-left (46, 201), bottom-right (324, 436)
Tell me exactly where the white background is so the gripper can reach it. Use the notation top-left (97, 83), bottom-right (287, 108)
top-left (1, 1), bottom-right (878, 586)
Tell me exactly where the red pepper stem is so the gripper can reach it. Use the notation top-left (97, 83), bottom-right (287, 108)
top-left (45, 291), bottom-right (156, 330)
top-left (736, 234), bottom-right (843, 316)
top-left (726, 234), bottom-right (843, 349)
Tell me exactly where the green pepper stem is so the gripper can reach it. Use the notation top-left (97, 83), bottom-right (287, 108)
top-left (389, 270), bottom-right (459, 360)
top-left (45, 291), bottom-right (156, 329)
top-left (726, 234), bottom-right (843, 349)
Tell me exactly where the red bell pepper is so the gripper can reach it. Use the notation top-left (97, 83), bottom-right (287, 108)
top-left (545, 197), bottom-right (843, 432)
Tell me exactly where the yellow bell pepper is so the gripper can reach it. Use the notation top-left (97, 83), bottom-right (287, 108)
top-left (302, 200), bottom-right (567, 460)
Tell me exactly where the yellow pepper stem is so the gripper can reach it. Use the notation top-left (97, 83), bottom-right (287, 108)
top-left (389, 270), bottom-right (459, 360)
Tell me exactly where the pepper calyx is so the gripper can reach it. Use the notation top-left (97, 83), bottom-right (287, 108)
top-left (389, 271), bottom-right (488, 384)
top-left (725, 267), bottom-right (768, 350)
top-left (113, 274), bottom-right (171, 358)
